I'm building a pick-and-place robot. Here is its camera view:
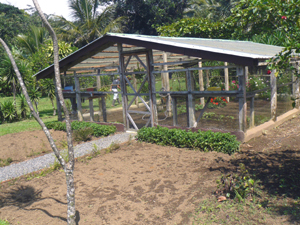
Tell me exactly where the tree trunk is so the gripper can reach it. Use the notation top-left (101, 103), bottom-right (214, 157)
top-left (51, 98), bottom-right (56, 116)
top-left (32, 1), bottom-right (76, 224)
top-left (34, 101), bottom-right (39, 116)
top-left (12, 80), bottom-right (18, 118)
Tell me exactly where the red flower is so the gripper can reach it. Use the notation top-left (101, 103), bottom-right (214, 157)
top-left (281, 16), bottom-right (287, 20)
top-left (216, 102), bottom-right (219, 105)
top-left (210, 99), bottom-right (213, 103)
top-left (267, 70), bottom-right (271, 74)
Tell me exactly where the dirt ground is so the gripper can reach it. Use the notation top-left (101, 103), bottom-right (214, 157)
top-left (1, 114), bottom-right (300, 224)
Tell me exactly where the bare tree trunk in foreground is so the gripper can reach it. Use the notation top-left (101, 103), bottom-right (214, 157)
top-left (0, 0), bottom-right (76, 223)
top-left (32, 0), bottom-right (76, 224)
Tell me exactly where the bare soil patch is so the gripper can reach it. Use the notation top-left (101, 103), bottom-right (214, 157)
top-left (0, 114), bottom-right (300, 224)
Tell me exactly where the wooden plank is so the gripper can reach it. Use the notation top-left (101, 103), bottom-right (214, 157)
top-left (152, 59), bottom-right (200, 66)
top-left (270, 69), bottom-right (277, 121)
top-left (74, 72), bottom-right (83, 121)
top-left (121, 49), bottom-right (148, 56)
top-left (196, 97), bottom-right (212, 123)
top-left (172, 97), bottom-right (178, 126)
top-left (186, 70), bottom-right (196, 127)
top-left (237, 66), bottom-right (246, 131)
top-left (152, 65), bottom-right (236, 74)
top-left (126, 112), bottom-right (139, 130)
top-left (101, 96), bottom-right (107, 122)
top-left (134, 55), bottom-right (148, 70)
top-left (128, 110), bottom-right (151, 115)
top-left (147, 49), bottom-right (158, 126)
top-left (198, 60), bottom-right (205, 105)
top-left (162, 52), bottom-right (172, 117)
top-left (118, 43), bottom-right (129, 130)
top-left (250, 96), bottom-right (255, 128)
top-left (224, 62), bottom-right (229, 102)
top-left (89, 98), bottom-right (94, 122)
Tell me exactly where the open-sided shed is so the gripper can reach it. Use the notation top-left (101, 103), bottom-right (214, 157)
top-left (35, 33), bottom-right (300, 141)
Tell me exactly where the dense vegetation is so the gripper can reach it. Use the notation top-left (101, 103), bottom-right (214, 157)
top-left (137, 126), bottom-right (240, 154)
top-left (0, 0), bottom-right (299, 123)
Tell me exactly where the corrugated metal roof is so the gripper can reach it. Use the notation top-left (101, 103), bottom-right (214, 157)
top-left (108, 33), bottom-right (284, 59)
top-left (35, 33), bottom-right (285, 80)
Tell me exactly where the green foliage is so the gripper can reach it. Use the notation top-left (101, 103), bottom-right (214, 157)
top-left (0, 219), bottom-right (10, 225)
top-left (0, 100), bottom-right (17, 123)
top-left (45, 121), bottom-right (116, 137)
top-left (19, 94), bottom-right (27, 119)
top-left (216, 163), bottom-right (259, 201)
top-left (137, 126), bottom-right (240, 154)
top-left (157, 17), bottom-right (232, 38)
top-left (73, 127), bottom-right (94, 142)
top-left (0, 157), bottom-right (13, 167)
top-left (105, 0), bottom-right (188, 35)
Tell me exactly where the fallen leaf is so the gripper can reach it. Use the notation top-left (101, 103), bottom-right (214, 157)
top-left (217, 196), bottom-right (227, 202)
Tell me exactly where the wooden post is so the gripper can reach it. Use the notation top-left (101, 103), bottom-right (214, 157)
top-left (101, 96), bottom-right (107, 122)
top-left (147, 49), bottom-right (158, 126)
top-left (89, 98), bottom-right (94, 122)
top-left (118, 43), bottom-right (129, 129)
top-left (206, 70), bottom-right (210, 88)
top-left (162, 52), bottom-right (172, 116)
top-left (133, 74), bottom-right (139, 107)
top-left (186, 70), bottom-right (196, 127)
top-left (224, 62), bottom-right (229, 102)
top-left (270, 69), bottom-right (277, 121)
top-left (172, 97), bottom-right (178, 126)
top-left (53, 77), bottom-right (62, 121)
top-left (74, 71), bottom-right (83, 121)
top-left (198, 59), bottom-right (205, 105)
top-left (237, 66), bottom-right (247, 132)
top-left (96, 69), bottom-right (102, 121)
top-left (245, 66), bottom-right (249, 83)
top-left (250, 96), bottom-right (255, 128)
top-left (292, 62), bottom-right (299, 98)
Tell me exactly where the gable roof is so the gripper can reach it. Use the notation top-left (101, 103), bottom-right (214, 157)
top-left (35, 33), bottom-right (284, 80)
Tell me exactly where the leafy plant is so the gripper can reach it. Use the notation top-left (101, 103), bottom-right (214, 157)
top-left (137, 126), bottom-right (240, 154)
top-left (0, 157), bottom-right (13, 167)
top-left (45, 121), bottom-right (116, 137)
top-left (0, 219), bottom-right (10, 225)
top-left (73, 127), bottom-right (94, 142)
top-left (1, 100), bottom-right (18, 123)
top-left (19, 94), bottom-right (27, 119)
top-left (216, 163), bottom-right (259, 202)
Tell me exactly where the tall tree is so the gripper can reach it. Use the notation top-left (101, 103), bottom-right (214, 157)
top-left (0, 0), bottom-right (77, 224)
top-left (100, 0), bottom-right (188, 35)
top-left (57, 0), bottom-right (124, 47)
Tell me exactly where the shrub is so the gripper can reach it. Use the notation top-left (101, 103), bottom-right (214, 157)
top-left (137, 126), bottom-right (240, 154)
top-left (73, 127), bottom-right (94, 142)
top-left (1, 100), bottom-right (17, 123)
top-left (45, 121), bottom-right (116, 137)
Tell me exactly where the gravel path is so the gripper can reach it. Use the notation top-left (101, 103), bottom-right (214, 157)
top-left (0, 132), bottom-right (135, 182)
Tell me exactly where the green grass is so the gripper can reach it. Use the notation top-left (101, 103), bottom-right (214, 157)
top-left (0, 219), bottom-right (10, 225)
top-left (0, 96), bottom-right (57, 136)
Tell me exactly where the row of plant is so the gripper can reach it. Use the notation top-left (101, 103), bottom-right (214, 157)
top-left (136, 126), bottom-right (240, 155)
top-left (45, 121), bottom-right (116, 138)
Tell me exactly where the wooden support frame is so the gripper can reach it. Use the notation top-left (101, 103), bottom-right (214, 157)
top-left (237, 66), bottom-right (247, 132)
top-left (224, 62), bottom-right (229, 102)
top-left (186, 70), bottom-right (196, 127)
top-left (198, 59), bottom-right (205, 105)
top-left (147, 49), bottom-right (158, 126)
top-left (270, 69), bottom-right (277, 121)
top-left (117, 43), bottom-right (129, 130)
top-left (162, 52), bottom-right (172, 116)
top-left (172, 97), bottom-right (178, 126)
top-left (250, 96), bottom-right (255, 128)
top-left (74, 71), bottom-right (83, 121)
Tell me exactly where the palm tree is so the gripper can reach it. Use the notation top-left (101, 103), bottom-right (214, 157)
top-left (0, 53), bottom-right (31, 115)
top-left (16, 26), bottom-right (49, 55)
top-left (42, 78), bottom-right (56, 115)
top-left (56, 0), bottom-right (124, 47)
top-left (185, 0), bottom-right (237, 21)
top-left (28, 84), bottom-right (41, 116)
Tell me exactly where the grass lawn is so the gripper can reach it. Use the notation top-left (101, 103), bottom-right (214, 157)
top-left (0, 96), bottom-right (57, 136)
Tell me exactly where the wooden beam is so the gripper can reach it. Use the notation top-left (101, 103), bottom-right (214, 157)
top-left (250, 96), bottom-right (255, 128)
top-left (172, 97), bottom-right (178, 126)
top-left (162, 51), bottom-right (172, 117)
top-left (118, 43), bottom-right (129, 130)
top-left (224, 62), bottom-right (229, 102)
top-left (101, 96), bottom-right (107, 122)
top-left (237, 66), bottom-right (247, 132)
top-left (89, 98), bottom-right (94, 122)
top-left (74, 71), bottom-right (83, 121)
top-left (198, 60), bottom-right (205, 105)
top-left (147, 49), bottom-right (158, 126)
top-left (186, 70), bottom-right (196, 127)
top-left (270, 69), bottom-right (277, 121)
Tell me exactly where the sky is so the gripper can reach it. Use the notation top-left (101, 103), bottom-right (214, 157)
top-left (0, 0), bottom-right (73, 21)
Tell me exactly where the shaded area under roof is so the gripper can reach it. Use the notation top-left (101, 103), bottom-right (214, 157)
top-left (35, 33), bottom-right (284, 80)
